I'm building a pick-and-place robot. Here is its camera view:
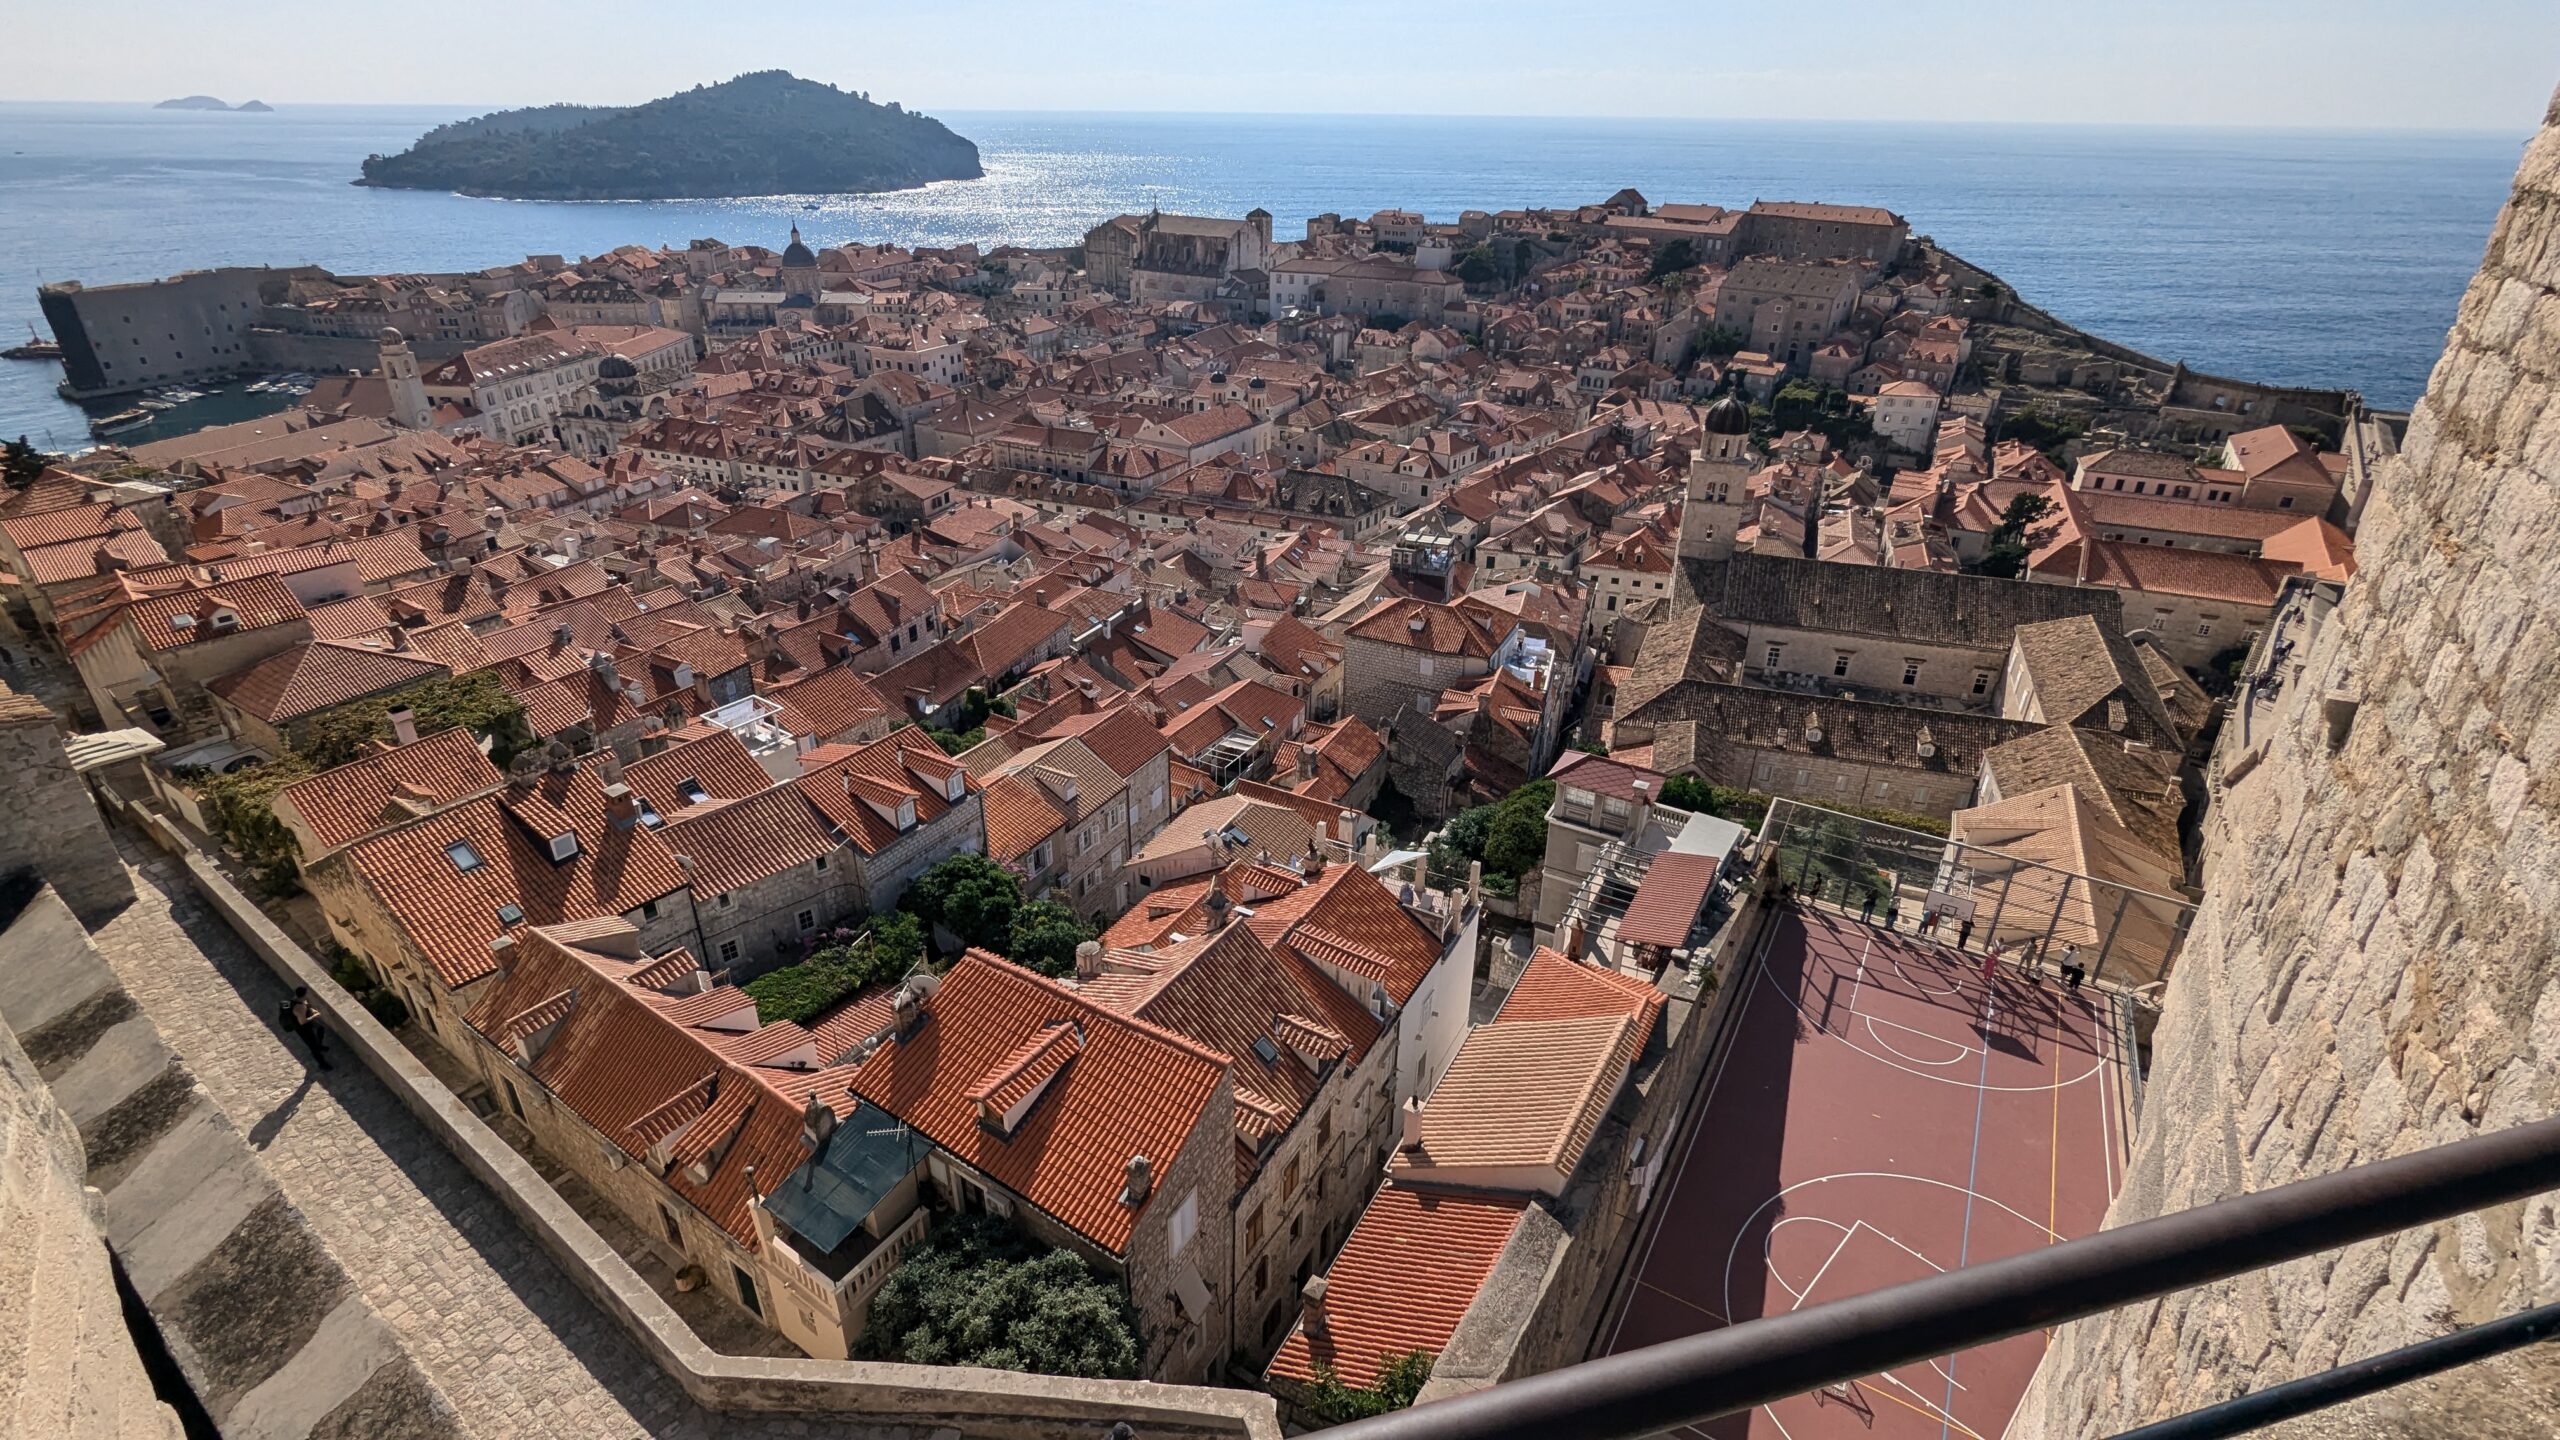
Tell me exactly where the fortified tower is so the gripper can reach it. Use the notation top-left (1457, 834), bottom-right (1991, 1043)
top-left (2016, 84), bottom-right (2560, 1435)
top-left (378, 326), bottom-right (430, 430)
top-left (1677, 390), bottom-right (1755, 561)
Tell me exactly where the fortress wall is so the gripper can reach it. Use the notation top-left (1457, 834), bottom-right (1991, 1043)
top-left (2013, 86), bottom-right (2560, 1438)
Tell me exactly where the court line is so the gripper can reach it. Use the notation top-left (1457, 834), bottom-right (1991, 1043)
top-left (1720, 1172), bottom-right (2070, 1325)
top-left (1768, 939), bottom-right (2111, 1091)
top-left (1940, 982), bottom-right (1998, 1439)
top-left (1637, 1280), bottom-right (1728, 1324)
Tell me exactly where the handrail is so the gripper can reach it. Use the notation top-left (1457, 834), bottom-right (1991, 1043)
top-left (1321, 1114), bottom-right (2560, 1440)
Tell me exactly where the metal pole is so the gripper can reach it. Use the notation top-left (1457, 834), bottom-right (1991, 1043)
top-left (2091, 886), bottom-right (2132, 988)
top-left (2107, 1299), bottom-right (2560, 1440)
top-left (2042, 872), bottom-right (2074, 968)
top-left (1320, 1115), bottom-right (2560, 1440)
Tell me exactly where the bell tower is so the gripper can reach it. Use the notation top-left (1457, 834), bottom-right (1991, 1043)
top-left (379, 327), bottom-right (431, 431)
top-left (1680, 390), bottom-right (1755, 561)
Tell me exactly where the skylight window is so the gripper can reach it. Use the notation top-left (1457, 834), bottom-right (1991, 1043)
top-left (677, 779), bottom-right (708, 805)
top-left (446, 841), bottom-right (485, 873)
top-left (1251, 1036), bottom-right (1281, 1065)
top-left (496, 902), bottom-right (525, 926)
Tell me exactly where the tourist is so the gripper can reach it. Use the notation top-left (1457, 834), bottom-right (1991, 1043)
top-left (287, 985), bottom-right (332, 1072)
top-left (1957, 916), bottom-right (1976, 951)
top-left (1860, 890), bottom-right (1878, 925)
top-left (1981, 942), bottom-right (2002, 986)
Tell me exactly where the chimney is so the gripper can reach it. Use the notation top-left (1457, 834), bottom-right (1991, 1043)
top-left (1074, 940), bottom-right (1103, 981)
top-left (1301, 1275), bottom-right (1331, 1338)
top-left (1296, 742), bottom-right (1318, 782)
top-left (1397, 1097), bottom-right (1425, 1151)
top-left (388, 707), bottom-right (419, 747)
top-left (1119, 1154), bottom-right (1153, 1206)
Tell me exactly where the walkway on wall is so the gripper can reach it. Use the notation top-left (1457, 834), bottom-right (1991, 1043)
top-left (91, 828), bottom-right (897, 1439)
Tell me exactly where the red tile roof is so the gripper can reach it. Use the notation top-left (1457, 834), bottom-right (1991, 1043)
top-left (1615, 851), bottom-right (1722, 950)
top-left (343, 768), bottom-right (689, 989)
top-left (1496, 947), bottom-right (1665, 1046)
top-left (1245, 864), bottom-right (1448, 1006)
top-left (207, 640), bottom-right (449, 723)
top-left (849, 952), bottom-right (1227, 1254)
top-left (980, 772), bottom-right (1068, 866)
top-left (273, 728), bottom-right (502, 855)
top-left (1265, 1183), bottom-right (1527, 1388)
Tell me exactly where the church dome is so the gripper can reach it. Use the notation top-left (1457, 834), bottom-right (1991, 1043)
top-left (1704, 391), bottom-right (1752, 435)
top-left (781, 225), bottom-right (816, 268)
top-left (596, 354), bottom-right (638, 381)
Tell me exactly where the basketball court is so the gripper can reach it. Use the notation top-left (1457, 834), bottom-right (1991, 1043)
top-left (1610, 906), bottom-right (2129, 1440)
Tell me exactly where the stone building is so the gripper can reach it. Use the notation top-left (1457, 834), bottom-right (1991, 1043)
top-left (2013, 85), bottom-right (2560, 1438)
top-left (0, 683), bottom-right (134, 922)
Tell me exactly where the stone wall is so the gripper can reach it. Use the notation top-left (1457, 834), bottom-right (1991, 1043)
top-left (0, 881), bottom-right (461, 1437)
top-left (0, 929), bottom-right (184, 1440)
top-left (0, 684), bottom-right (134, 924)
top-left (2014, 85), bottom-right (2560, 1438)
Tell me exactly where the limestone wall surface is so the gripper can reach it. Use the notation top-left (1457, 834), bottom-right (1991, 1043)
top-left (2013, 86), bottom-right (2560, 1438)
top-left (0, 940), bottom-right (183, 1440)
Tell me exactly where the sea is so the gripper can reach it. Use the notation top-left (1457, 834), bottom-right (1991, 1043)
top-left (0, 103), bottom-right (2531, 449)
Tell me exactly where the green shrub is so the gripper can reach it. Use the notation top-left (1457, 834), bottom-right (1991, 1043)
top-left (1309, 1350), bottom-right (1435, 1422)
top-left (361, 989), bottom-right (411, 1029)
top-left (743, 925), bottom-right (912, 1025)
top-left (858, 1213), bottom-right (1140, 1378)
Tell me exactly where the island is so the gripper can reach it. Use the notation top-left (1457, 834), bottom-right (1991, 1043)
top-left (154, 95), bottom-right (233, 110)
top-left (235, 99), bottom-right (274, 113)
top-left (353, 70), bottom-right (981, 201)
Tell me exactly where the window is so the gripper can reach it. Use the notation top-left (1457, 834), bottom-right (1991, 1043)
top-left (719, 941), bottom-right (740, 964)
top-left (1418, 656), bottom-right (1434, 677)
top-left (1253, 1254), bottom-right (1269, 1299)
top-left (1283, 1155), bottom-right (1302, 1199)
top-left (496, 903), bottom-right (525, 927)
top-left (1317, 1110), bottom-right (1334, 1148)
top-left (1902, 661), bottom-right (1921, 686)
top-left (1765, 645), bottom-right (1783, 670)
top-left (445, 841), bottom-right (485, 873)
top-left (2196, 623), bottom-right (2214, 637)
top-left (1833, 654), bottom-right (1852, 678)
top-left (502, 1079), bottom-right (525, 1118)
top-left (1245, 1204), bottom-right (1267, 1251)
top-left (1972, 671), bottom-right (1993, 696)
top-left (1168, 1191), bottom-right (1199, 1256)
top-left (659, 1204), bottom-right (684, 1250)
top-left (640, 898), bottom-right (660, 921)
top-left (732, 1265), bottom-right (762, 1319)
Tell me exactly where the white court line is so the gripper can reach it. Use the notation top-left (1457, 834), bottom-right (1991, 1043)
top-left (1763, 944), bottom-right (2110, 1092)
top-left (1765, 1215), bottom-right (1852, 1303)
top-left (1605, 906), bottom-right (1785, 1356)
top-left (1861, 1013), bottom-right (1979, 1067)
top-left (2097, 996), bottom-right (2119, 1200)
top-left (1723, 1172), bottom-right (2069, 1328)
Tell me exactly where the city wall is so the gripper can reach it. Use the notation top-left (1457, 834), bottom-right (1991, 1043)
top-left (2014, 84), bottom-right (2560, 1437)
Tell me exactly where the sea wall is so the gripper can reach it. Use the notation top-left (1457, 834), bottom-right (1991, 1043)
top-left (2013, 83), bottom-right (2560, 1437)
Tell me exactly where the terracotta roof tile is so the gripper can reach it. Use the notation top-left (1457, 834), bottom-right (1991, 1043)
top-left (1265, 1184), bottom-right (1526, 1388)
top-left (274, 727), bottom-right (503, 855)
top-left (849, 952), bottom-right (1226, 1254)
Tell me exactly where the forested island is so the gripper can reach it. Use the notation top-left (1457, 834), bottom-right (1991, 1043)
top-left (353, 71), bottom-right (982, 200)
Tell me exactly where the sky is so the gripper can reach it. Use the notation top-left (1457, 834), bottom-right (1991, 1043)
top-left (2, 0), bottom-right (2555, 131)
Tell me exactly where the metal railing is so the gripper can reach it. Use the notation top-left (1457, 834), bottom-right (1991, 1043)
top-left (1758, 797), bottom-right (2197, 993)
top-left (1321, 1113), bottom-right (2560, 1440)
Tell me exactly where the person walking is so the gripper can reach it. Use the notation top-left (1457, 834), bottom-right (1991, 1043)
top-left (2060, 947), bottom-right (2088, 994)
top-left (286, 986), bottom-right (332, 1072)
top-left (1957, 916), bottom-right (1976, 951)
top-left (1860, 890), bottom-right (1878, 926)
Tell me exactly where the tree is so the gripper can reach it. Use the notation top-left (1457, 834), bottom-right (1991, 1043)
top-left (3, 436), bottom-right (50, 491)
top-left (743, 922), bottom-right (912, 1024)
top-left (902, 852), bottom-right (1022, 952)
top-left (1509, 238), bottom-right (1534, 283)
top-left (860, 1214), bottom-right (1140, 1378)
top-left (1974, 493), bottom-right (2056, 579)
top-left (1647, 238), bottom-right (1697, 280)
top-left (1006, 898), bottom-right (1092, 978)
top-left (1453, 245), bottom-right (1500, 288)
top-left (1479, 778), bottom-right (1556, 880)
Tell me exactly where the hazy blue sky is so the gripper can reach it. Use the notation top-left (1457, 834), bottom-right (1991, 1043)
top-left (3, 0), bottom-right (2553, 130)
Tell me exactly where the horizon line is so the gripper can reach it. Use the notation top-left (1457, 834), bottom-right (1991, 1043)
top-left (0, 97), bottom-right (2527, 140)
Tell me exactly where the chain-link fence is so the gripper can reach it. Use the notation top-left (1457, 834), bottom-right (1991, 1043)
top-left (1756, 797), bottom-right (2194, 996)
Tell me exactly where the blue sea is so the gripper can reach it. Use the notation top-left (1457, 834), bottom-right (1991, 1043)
top-left (0, 103), bottom-right (2528, 447)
